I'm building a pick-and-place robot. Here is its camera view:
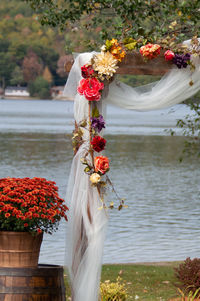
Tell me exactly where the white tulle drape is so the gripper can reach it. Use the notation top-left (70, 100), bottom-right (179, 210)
top-left (64, 44), bottom-right (200, 301)
top-left (106, 60), bottom-right (200, 110)
top-left (64, 53), bottom-right (108, 301)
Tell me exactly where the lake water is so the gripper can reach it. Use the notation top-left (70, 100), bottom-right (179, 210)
top-left (0, 99), bottom-right (199, 264)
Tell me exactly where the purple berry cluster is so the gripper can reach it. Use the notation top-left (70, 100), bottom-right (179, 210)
top-left (173, 53), bottom-right (191, 69)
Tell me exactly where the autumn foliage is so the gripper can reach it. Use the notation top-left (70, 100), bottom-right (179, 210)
top-left (0, 177), bottom-right (68, 234)
top-left (174, 257), bottom-right (200, 296)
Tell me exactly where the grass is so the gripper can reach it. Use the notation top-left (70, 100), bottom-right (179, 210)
top-left (64, 262), bottom-right (182, 301)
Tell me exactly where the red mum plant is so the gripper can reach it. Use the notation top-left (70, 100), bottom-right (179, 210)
top-left (91, 135), bottom-right (106, 152)
top-left (0, 177), bottom-right (68, 235)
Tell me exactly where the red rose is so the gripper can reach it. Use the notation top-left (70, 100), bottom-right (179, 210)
top-left (91, 136), bottom-right (106, 152)
top-left (81, 64), bottom-right (94, 78)
top-left (94, 156), bottom-right (109, 174)
top-left (77, 78), bottom-right (88, 95)
top-left (164, 50), bottom-right (175, 61)
top-left (77, 78), bottom-right (104, 101)
top-left (84, 88), bottom-right (101, 101)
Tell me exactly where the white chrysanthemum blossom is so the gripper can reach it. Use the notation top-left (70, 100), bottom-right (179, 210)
top-left (90, 173), bottom-right (101, 184)
top-left (101, 45), bottom-right (106, 52)
top-left (93, 51), bottom-right (118, 80)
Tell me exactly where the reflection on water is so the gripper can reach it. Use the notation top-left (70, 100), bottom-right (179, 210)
top-left (0, 129), bottom-right (199, 264)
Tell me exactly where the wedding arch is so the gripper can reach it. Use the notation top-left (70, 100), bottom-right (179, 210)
top-left (63, 38), bottom-right (200, 301)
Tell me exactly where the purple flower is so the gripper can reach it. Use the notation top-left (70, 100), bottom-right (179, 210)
top-left (91, 115), bottom-right (105, 132)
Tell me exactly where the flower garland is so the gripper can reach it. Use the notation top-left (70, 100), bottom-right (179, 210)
top-left (73, 35), bottom-right (200, 210)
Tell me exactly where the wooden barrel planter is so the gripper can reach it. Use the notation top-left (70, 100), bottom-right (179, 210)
top-left (0, 264), bottom-right (66, 301)
top-left (0, 232), bottom-right (43, 268)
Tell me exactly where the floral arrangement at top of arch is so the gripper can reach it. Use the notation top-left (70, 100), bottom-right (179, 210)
top-left (72, 32), bottom-right (200, 211)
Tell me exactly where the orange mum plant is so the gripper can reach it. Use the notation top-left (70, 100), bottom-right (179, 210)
top-left (0, 177), bottom-right (68, 234)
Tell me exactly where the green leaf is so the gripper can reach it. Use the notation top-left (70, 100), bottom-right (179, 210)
top-left (124, 40), bottom-right (137, 50)
top-left (84, 166), bottom-right (91, 173)
top-left (80, 119), bottom-right (87, 127)
top-left (138, 27), bottom-right (145, 36)
top-left (105, 39), bottom-right (112, 51)
top-left (118, 204), bottom-right (123, 211)
top-left (92, 106), bottom-right (100, 118)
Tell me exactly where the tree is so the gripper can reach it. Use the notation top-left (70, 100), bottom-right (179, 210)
top-left (22, 50), bottom-right (43, 83)
top-left (0, 39), bottom-right (10, 53)
top-left (29, 76), bottom-right (50, 99)
top-left (9, 43), bottom-right (28, 64)
top-left (0, 39), bottom-right (15, 88)
top-left (30, 44), bottom-right (59, 73)
top-left (24, 0), bottom-right (200, 42)
top-left (43, 66), bottom-right (53, 84)
top-left (0, 53), bottom-right (15, 88)
top-left (56, 55), bottom-right (69, 78)
top-left (10, 65), bottom-right (24, 86)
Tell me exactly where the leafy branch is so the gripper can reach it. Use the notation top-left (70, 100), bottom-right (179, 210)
top-left (170, 102), bottom-right (200, 160)
top-left (23, 0), bottom-right (200, 42)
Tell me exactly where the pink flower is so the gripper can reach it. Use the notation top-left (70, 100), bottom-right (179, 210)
top-left (164, 50), bottom-right (175, 61)
top-left (77, 78), bottom-right (104, 101)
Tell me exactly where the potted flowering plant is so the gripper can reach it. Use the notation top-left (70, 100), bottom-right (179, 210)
top-left (0, 177), bottom-right (68, 267)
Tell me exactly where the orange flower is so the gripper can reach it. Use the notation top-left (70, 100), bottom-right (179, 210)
top-left (94, 156), bottom-right (109, 175)
top-left (33, 213), bottom-right (39, 218)
top-left (5, 213), bottom-right (11, 218)
top-left (29, 207), bottom-right (36, 212)
top-left (109, 39), bottom-right (126, 62)
top-left (25, 212), bottom-right (32, 219)
top-left (110, 46), bottom-right (126, 62)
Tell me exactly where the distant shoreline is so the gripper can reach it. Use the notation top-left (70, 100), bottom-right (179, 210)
top-left (0, 96), bottom-right (73, 101)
